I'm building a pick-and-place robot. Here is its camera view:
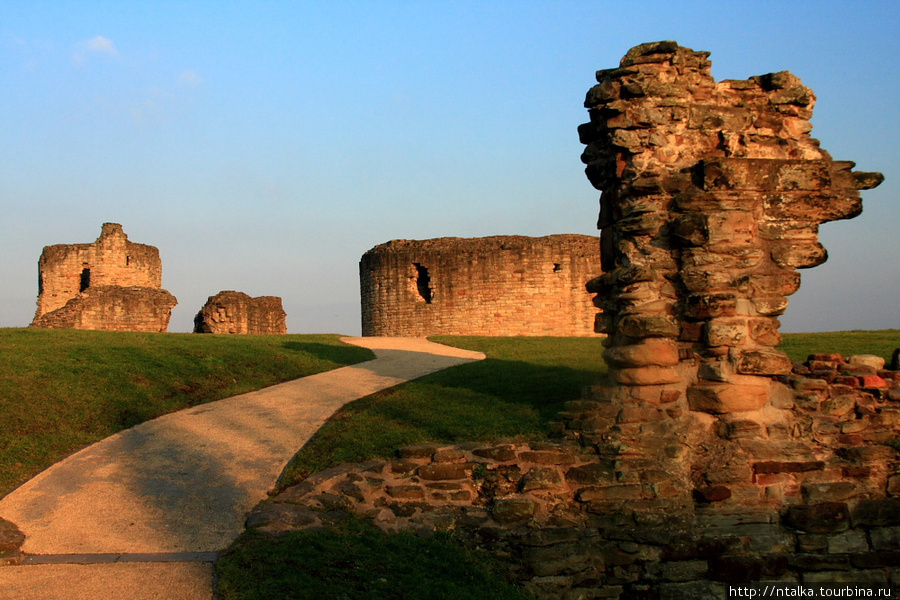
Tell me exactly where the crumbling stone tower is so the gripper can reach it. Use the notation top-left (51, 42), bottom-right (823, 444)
top-left (193, 291), bottom-right (287, 335)
top-left (577, 41), bottom-right (883, 503)
top-left (31, 223), bottom-right (177, 332)
top-left (360, 235), bottom-right (602, 337)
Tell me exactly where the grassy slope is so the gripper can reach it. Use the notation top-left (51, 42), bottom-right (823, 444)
top-left (0, 328), bottom-right (373, 496)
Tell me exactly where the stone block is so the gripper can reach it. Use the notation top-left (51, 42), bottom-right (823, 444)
top-left (821, 395), bottom-right (856, 416)
top-left (849, 355), bottom-right (887, 371)
top-left (566, 462), bottom-right (617, 486)
top-left (614, 366), bottom-right (682, 385)
top-left (705, 318), bottom-right (748, 347)
top-left (385, 485), bottom-right (425, 500)
top-left (853, 499), bottom-right (900, 527)
top-left (603, 338), bottom-right (680, 367)
top-left (520, 467), bottom-right (566, 492)
top-left (417, 463), bottom-right (471, 481)
top-left (733, 348), bottom-right (793, 376)
top-left (801, 482), bottom-right (858, 503)
top-left (771, 241), bottom-right (828, 269)
top-left (432, 448), bottom-right (467, 463)
top-left (472, 445), bottom-right (518, 462)
top-left (688, 383), bottom-right (769, 414)
top-left (618, 314), bottom-right (680, 338)
top-left (518, 450), bottom-right (578, 465)
top-left (753, 296), bottom-right (790, 316)
top-left (491, 498), bottom-right (537, 523)
top-left (827, 530), bottom-right (869, 554)
top-left (576, 485), bottom-right (644, 502)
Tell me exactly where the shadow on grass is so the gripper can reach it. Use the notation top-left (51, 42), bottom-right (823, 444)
top-left (279, 355), bottom-right (607, 488)
top-left (281, 341), bottom-right (375, 365)
top-left (217, 520), bottom-right (531, 600)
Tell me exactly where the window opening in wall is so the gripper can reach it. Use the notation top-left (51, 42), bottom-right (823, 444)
top-left (413, 263), bottom-right (433, 304)
top-left (553, 263), bottom-right (562, 272)
top-left (126, 256), bottom-right (131, 266)
top-left (80, 267), bottom-right (91, 292)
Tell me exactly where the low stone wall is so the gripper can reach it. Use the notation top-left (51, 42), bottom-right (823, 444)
top-left (360, 235), bottom-right (601, 337)
top-left (30, 286), bottom-right (177, 333)
top-left (193, 291), bottom-right (287, 335)
top-left (246, 352), bottom-right (900, 598)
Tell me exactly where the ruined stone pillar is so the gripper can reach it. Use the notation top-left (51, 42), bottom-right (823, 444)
top-left (576, 41), bottom-right (883, 504)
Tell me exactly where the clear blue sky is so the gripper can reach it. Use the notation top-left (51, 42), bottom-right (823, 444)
top-left (2, 1), bottom-right (897, 334)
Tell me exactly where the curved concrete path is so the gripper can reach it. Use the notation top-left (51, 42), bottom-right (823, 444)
top-left (0, 337), bottom-right (484, 600)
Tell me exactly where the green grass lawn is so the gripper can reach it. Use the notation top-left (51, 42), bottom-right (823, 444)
top-left (0, 328), bottom-right (374, 496)
top-left (216, 520), bottom-right (532, 600)
top-left (778, 329), bottom-right (899, 363)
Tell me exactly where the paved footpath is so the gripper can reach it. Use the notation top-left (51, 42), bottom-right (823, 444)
top-left (0, 337), bottom-right (484, 600)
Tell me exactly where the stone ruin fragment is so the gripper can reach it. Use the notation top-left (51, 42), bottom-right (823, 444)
top-left (30, 223), bottom-right (177, 332)
top-left (577, 40), bottom-right (887, 507)
top-left (193, 290), bottom-right (287, 335)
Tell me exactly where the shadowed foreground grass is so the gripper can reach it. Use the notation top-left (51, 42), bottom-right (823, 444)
top-left (216, 519), bottom-right (531, 600)
top-left (0, 328), bottom-right (373, 497)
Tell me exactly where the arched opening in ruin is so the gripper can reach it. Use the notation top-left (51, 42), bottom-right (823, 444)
top-left (412, 263), bottom-right (433, 304)
top-left (80, 267), bottom-right (91, 292)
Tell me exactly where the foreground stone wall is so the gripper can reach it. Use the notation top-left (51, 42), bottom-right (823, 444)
top-left (193, 291), bottom-right (287, 334)
top-left (360, 235), bottom-right (601, 337)
top-left (31, 224), bottom-right (176, 332)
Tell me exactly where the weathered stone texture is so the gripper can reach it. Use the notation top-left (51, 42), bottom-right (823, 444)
top-left (31, 223), bottom-right (177, 332)
top-left (193, 291), bottom-right (287, 335)
top-left (360, 234), bottom-right (602, 337)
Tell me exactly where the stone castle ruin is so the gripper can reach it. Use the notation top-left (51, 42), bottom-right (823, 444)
top-left (360, 234), bottom-right (602, 337)
top-left (247, 43), bottom-right (899, 598)
top-left (193, 291), bottom-right (287, 335)
top-left (30, 223), bottom-right (177, 332)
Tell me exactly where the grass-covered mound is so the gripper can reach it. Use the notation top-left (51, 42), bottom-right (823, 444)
top-left (0, 328), bottom-right (373, 496)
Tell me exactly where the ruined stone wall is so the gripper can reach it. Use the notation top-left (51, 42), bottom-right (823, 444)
top-left (360, 235), bottom-right (601, 337)
top-left (34, 223), bottom-right (162, 318)
top-left (576, 40), bottom-right (885, 511)
top-left (193, 291), bottom-right (287, 335)
top-left (31, 223), bottom-right (176, 332)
